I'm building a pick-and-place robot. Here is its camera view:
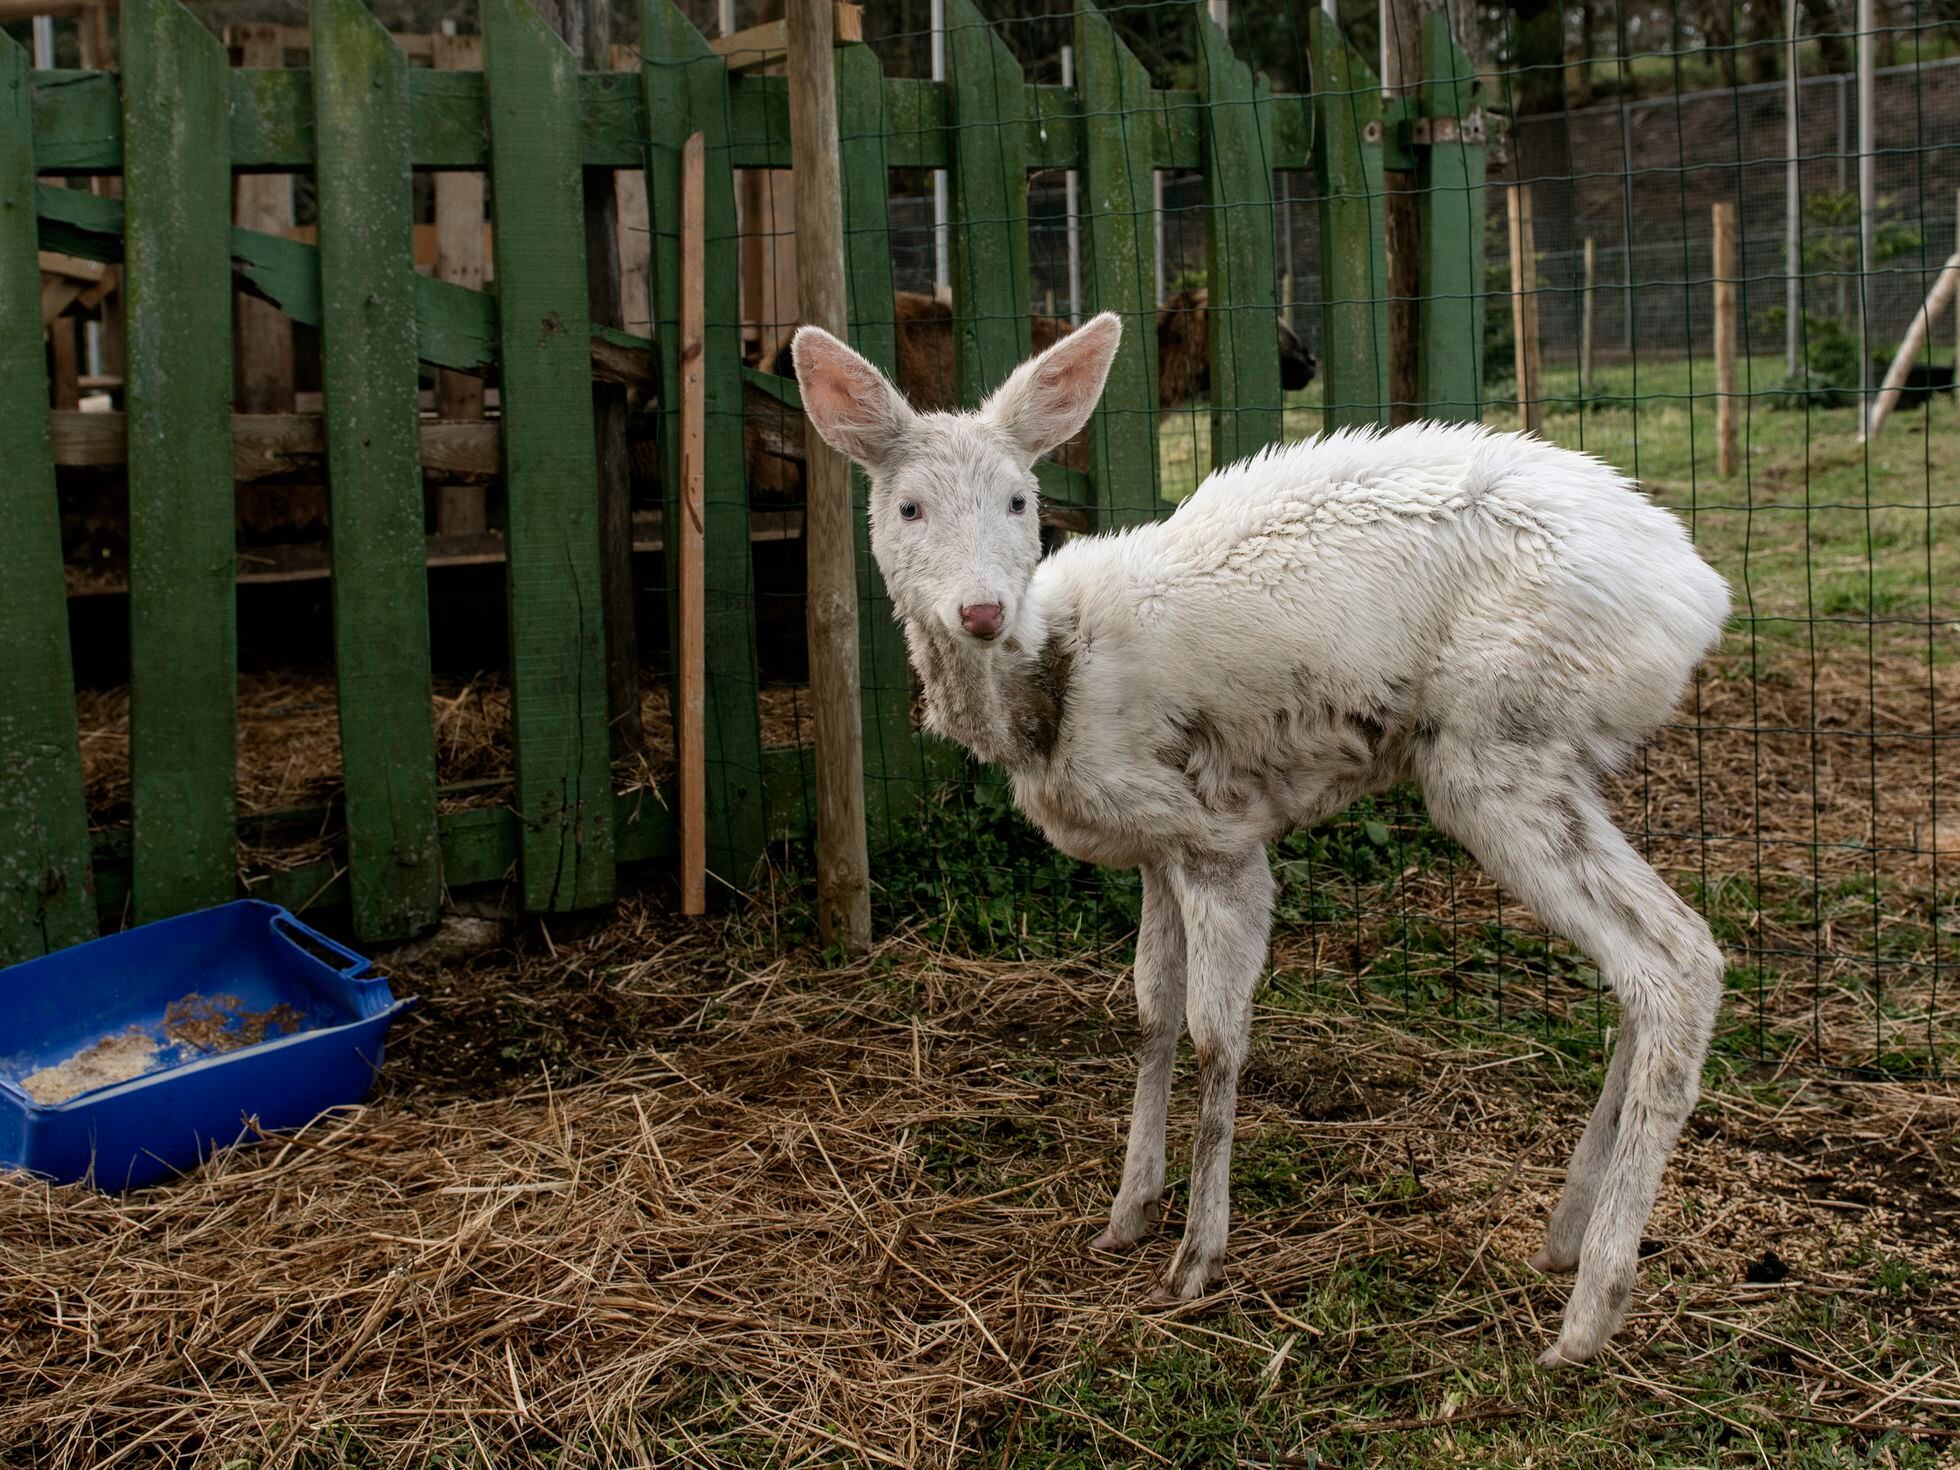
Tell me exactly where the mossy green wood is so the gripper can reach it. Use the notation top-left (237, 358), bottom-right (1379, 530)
top-left (1195, 5), bottom-right (1282, 467)
top-left (1307, 7), bottom-right (1387, 431)
top-left (641, 0), bottom-right (767, 884)
top-left (482, 0), bottom-right (614, 913)
top-left (120, 0), bottom-right (238, 922)
top-left (27, 68), bottom-right (1329, 179)
top-left (1416, 12), bottom-right (1485, 421)
top-left (310, 0), bottom-right (441, 941)
top-left (0, 38), bottom-right (95, 963)
top-left (837, 42), bottom-right (920, 843)
top-left (1074, 0), bottom-right (1160, 526)
top-left (945, 0), bottom-right (1030, 403)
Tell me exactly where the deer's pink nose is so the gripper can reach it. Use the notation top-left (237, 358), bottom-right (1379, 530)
top-left (959, 603), bottom-right (1004, 640)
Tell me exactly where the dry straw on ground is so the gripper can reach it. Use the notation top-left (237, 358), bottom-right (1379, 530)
top-left (2, 906), bottom-right (1954, 1467)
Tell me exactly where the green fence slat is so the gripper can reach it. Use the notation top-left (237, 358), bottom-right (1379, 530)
top-left (1416, 11), bottom-right (1486, 422)
top-left (0, 37), bottom-right (94, 963)
top-left (30, 66), bottom-right (1318, 181)
top-left (1073, 0), bottom-right (1159, 526)
top-left (1308, 7), bottom-right (1387, 432)
top-left (946, 0), bottom-right (1030, 403)
top-left (482, 0), bottom-right (614, 914)
top-left (1195, 4), bottom-right (1282, 465)
top-left (310, 0), bottom-right (441, 941)
top-left (641, 0), bottom-right (768, 885)
top-left (120, 0), bottom-right (237, 923)
top-left (838, 41), bottom-right (920, 843)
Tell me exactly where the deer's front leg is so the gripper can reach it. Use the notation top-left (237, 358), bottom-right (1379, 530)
top-left (1160, 849), bottom-right (1274, 1300)
top-left (1093, 864), bottom-right (1187, 1252)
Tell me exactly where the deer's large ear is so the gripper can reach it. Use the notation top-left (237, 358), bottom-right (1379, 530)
top-left (980, 312), bottom-right (1122, 467)
top-left (792, 326), bottom-right (916, 472)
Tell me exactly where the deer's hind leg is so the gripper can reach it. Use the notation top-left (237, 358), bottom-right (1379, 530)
top-left (1416, 735), bottom-right (1726, 1365)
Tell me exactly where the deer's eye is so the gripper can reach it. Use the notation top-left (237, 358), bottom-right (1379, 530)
top-left (1008, 494), bottom-right (1028, 516)
top-left (897, 500), bottom-right (922, 522)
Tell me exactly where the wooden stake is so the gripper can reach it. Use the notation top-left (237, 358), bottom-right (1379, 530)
top-left (678, 133), bottom-right (709, 917)
top-left (1507, 183), bottom-right (1542, 435)
top-left (787, 0), bottom-right (871, 954)
top-left (1580, 236), bottom-right (1595, 397)
top-left (1713, 201), bottom-right (1738, 475)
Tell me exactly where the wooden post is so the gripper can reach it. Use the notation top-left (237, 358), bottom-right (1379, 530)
top-left (1381, 0), bottom-right (1421, 426)
top-left (229, 23), bottom-right (295, 414)
top-left (678, 133), bottom-right (708, 916)
top-left (1713, 202), bottom-right (1738, 475)
top-left (1580, 236), bottom-right (1596, 397)
top-left (787, 0), bottom-right (871, 953)
top-left (431, 29), bottom-right (489, 536)
top-left (1507, 182), bottom-right (1542, 435)
top-left (537, 0), bottom-right (641, 756)
top-left (1862, 250), bottom-right (1960, 441)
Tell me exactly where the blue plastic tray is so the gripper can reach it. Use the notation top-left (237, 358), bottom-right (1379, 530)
top-left (0, 900), bottom-right (413, 1190)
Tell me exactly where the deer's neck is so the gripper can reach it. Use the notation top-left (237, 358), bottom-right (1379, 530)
top-left (907, 607), bottom-right (1073, 771)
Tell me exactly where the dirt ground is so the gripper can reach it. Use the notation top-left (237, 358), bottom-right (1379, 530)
top-left (2, 899), bottom-right (1955, 1469)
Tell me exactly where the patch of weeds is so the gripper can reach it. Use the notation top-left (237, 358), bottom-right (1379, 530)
top-left (981, 1326), bottom-right (1289, 1470)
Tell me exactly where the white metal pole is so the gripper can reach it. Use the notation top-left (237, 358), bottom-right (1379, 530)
top-left (1061, 44), bottom-right (1082, 323)
top-left (1786, 0), bottom-right (1801, 376)
top-left (31, 14), bottom-right (54, 66)
top-left (1857, 0), bottom-right (1875, 431)
top-left (1209, 0), bottom-right (1229, 31)
top-left (718, 0), bottom-right (735, 36)
top-left (931, 0), bottom-right (950, 297)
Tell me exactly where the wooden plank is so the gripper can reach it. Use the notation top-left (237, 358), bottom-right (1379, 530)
top-left (945, 0), bottom-right (1030, 403)
top-left (678, 131), bottom-right (708, 917)
top-left (610, 41), bottom-right (650, 340)
top-left (1308, 7), bottom-right (1387, 431)
top-left (311, 0), bottom-right (441, 941)
top-left (710, 1), bottom-right (859, 71)
top-left (430, 28), bottom-right (488, 535)
top-left (1072, 0), bottom-right (1158, 526)
top-left (1506, 182), bottom-right (1541, 435)
top-left (52, 409), bottom-right (501, 476)
top-left (1713, 200), bottom-right (1738, 474)
top-left (1194, 2), bottom-right (1282, 467)
top-left (642, 0), bottom-right (767, 887)
top-left (30, 67), bottom-right (1321, 177)
top-left (120, 0), bottom-right (237, 922)
top-left (430, 63), bottom-right (489, 532)
top-left (0, 33), bottom-right (95, 963)
top-left (837, 39), bottom-right (918, 843)
top-left (1415, 10), bottom-right (1484, 421)
top-left (790, 0), bottom-right (870, 952)
top-left (231, 23), bottom-right (295, 415)
top-left (482, 0), bottom-right (614, 914)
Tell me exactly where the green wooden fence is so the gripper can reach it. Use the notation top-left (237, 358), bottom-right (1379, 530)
top-left (0, 0), bottom-right (1486, 962)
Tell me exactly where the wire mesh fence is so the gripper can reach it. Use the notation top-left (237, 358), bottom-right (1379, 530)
top-left (718, 0), bottom-right (1956, 1082)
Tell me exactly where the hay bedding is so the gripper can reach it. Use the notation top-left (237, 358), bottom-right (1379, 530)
top-left (1, 906), bottom-right (1955, 1467)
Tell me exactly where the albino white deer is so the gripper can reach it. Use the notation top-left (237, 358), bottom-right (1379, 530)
top-left (792, 314), bottom-right (1730, 1365)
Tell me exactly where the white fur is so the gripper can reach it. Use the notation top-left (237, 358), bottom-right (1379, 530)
top-left (794, 320), bottom-right (1732, 1366)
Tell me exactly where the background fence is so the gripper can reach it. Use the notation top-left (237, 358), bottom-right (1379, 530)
top-left (4, 0), bottom-right (1955, 1080)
